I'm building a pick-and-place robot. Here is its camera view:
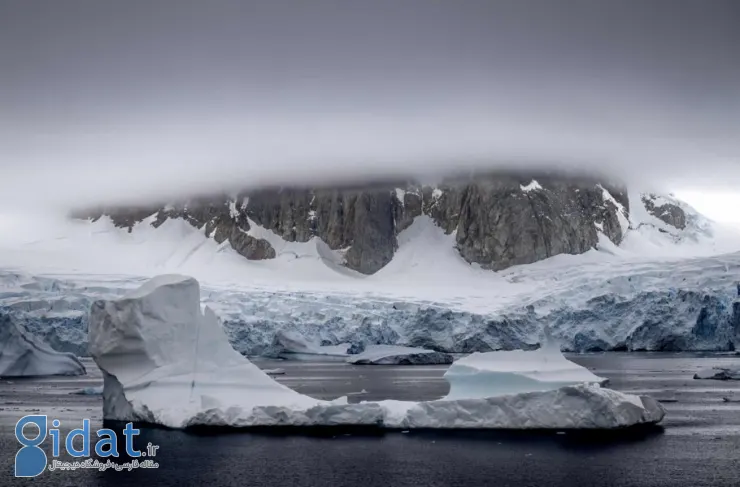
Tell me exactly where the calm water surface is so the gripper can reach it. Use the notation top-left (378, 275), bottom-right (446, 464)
top-left (1, 353), bottom-right (740, 486)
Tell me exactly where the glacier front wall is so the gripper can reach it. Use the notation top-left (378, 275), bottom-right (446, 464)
top-left (2, 261), bottom-right (740, 357)
top-left (0, 314), bottom-right (86, 377)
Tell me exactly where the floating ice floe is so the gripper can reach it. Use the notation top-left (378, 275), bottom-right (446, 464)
top-left (443, 333), bottom-right (608, 400)
top-left (347, 345), bottom-right (453, 365)
top-left (694, 368), bottom-right (740, 381)
top-left (71, 385), bottom-right (104, 395)
top-left (0, 315), bottom-right (85, 378)
top-left (88, 275), bottom-right (665, 430)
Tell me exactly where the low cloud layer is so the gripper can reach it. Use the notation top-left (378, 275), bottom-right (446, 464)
top-left (1, 1), bottom-right (738, 211)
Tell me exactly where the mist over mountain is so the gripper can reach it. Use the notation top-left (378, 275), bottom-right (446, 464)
top-left (1, 0), bottom-right (739, 211)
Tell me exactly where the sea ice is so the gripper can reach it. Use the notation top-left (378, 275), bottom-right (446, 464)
top-left (89, 275), bottom-right (664, 430)
top-left (347, 345), bottom-right (453, 365)
top-left (0, 315), bottom-right (85, 378)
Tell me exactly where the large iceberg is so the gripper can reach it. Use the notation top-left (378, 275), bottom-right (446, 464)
top-left (0, 315), bottom-right (85, 377)
top-left (89, 275), bottom-right (664, 429)
top-left (444, 337), bottom-right (608, 400)
top-left (89, 275), bottom-right (329, 425)
top-left (347, 345), bottom-right (453, 365)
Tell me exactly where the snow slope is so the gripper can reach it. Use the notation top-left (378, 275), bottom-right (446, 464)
top-left (89, 274), bottom-right (664, 430)
top-left (1, 194), bottom-right (740, 356)
top-left (620, 190), bottom-right (740, 258)
top-left (1, 195), bottom-right (738, 291)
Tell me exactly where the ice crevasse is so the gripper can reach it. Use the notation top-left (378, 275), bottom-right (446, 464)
top-left (88, 275), bottom-right (665, 430)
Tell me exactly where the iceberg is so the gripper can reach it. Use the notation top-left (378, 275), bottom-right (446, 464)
top-left (264, 330), bottom-right (350, 360)
top-left (347, 345), bottom-right (453, 365)
top-left (381, 385), bottom-right (665, 429)
top-left (71, 385), bottom-right (104, 395)
top-left (0, 315), bottom-right (85, 378)
top-left (88, 275), bottom-right (664, 429)
top-left (88, 275), bottom-right (329, 425)
top-left (443, 337), bottom-right (608, 400)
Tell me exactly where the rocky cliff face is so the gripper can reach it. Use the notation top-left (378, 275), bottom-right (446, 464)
top-left (641, 194), bottom-right (687, 230)
top-left (76, 173), bottom-right (634, 274)
top-left (419, 176), bottom-right (629, 270)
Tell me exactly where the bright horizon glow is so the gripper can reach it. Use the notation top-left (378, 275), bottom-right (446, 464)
top-left (674, 191), bottom-right (740, 225)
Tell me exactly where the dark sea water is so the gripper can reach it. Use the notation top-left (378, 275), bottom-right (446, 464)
top-left (2, 353), bottom-right (740, 487)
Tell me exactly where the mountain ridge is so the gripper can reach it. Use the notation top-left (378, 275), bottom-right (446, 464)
top-left (73, 172), bottom-right (693, 274)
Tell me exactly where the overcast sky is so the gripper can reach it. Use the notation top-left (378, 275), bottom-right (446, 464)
top-left (1, 0), bottom-right (739, 220)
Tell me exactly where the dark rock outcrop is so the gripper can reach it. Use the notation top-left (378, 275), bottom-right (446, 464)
top-left (74, 172), bottom-right (630, 274)
top-left (77, 197), bottom-right (277, 262)
top-left (642, 194), bottom-right (687, 230)
top-left (446, 175), bottom-right (627, 270)
top-left (229, 230), bottom-right (276, 260)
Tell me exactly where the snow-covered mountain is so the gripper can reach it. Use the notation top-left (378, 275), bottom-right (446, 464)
top-left (1, 172), bottom-right (739, 357)
top-left (73, 173), bottom-right (634, 274)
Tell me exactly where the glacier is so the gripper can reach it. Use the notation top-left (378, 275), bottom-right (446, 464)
top-left (1, 201), bottom-right (739, 358)
top-left (89, 274), bottom-right (665, 429)
top-left (2, 252), bottom-right (739, 357)
top-left (0, 314), bottom-right (85, 378)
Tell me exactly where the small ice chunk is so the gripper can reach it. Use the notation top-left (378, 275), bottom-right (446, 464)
top-left (347, 345), bottom-right (453, 365)
top-left (266, 330), bottom-right (350, 360)
top-left (694, 368), bottom-right (740, 381)
top-left (71, 385), bottom-right (103, 395)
